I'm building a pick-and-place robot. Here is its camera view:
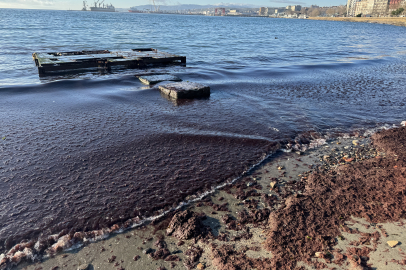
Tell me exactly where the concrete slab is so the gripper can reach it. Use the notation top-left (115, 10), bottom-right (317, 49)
top-left (138, 74), bottom-right (181, 85)
top-left (158, 82), bottom-right (210, 99)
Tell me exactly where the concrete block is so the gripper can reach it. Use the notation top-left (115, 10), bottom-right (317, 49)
top-left (159, 82), bottom-right (210, 99)
top-left (138, 74), bottom-right (181, 85)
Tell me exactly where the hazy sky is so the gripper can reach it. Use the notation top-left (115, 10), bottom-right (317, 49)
top-left (0, 0), bottom-right (346, 10)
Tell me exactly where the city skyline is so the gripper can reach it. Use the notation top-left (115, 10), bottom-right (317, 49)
top-left (0, 0), bottom-right (346, 10)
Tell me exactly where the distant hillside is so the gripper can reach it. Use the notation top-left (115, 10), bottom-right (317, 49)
top-left (128, 4), bottom-right (260, 11)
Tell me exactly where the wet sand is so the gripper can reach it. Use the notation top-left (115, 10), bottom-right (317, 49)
top-left (308, 17), bottom-right (406, 27)
top-left (11, 126), bottom-right (406, 270)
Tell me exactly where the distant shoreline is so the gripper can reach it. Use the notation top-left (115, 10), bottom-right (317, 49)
top-left (308, 16), bottom-right (406, 27)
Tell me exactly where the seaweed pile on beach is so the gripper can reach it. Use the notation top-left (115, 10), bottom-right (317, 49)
top-left (264, 126), bottom-right (406, 269)
top-left (170, 126), bottom-right (406, 270)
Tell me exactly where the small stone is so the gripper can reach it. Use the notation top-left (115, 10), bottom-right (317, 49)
top-left (247, 182), bottom-right (254, 187)
top-left (387, 240), bottom-right (399, 248)
top-left (352, 140), bottom-right (360, 146)
top-left (295, 151), bottom-right (302, 155)
top-left (323, 155), bottom-right (330, 160)
top-left (336, 141), bottom-right (341, 144)
top-left (133, 255), bottom-right (140, 261)
top-left (143, 248), bottom-right (153, 254)
top-left (176, 241), bottom-right (185, 246)
top-left (401, 121), bottom-right (406, 126)
top-left (277, 166), bottom-right (283, 170)
top-left (344, 146), bottom-right (350, 149)
top-left (197, 263), bottom-right (205, 269)
top-left (270, 182), bottom-right (277, 189)
top-left (315, 252), bottom-right (322, 258)
top-left (108, 256), bottom-right (116, 263)
top-left (77, 264), bottom-right (89, 270)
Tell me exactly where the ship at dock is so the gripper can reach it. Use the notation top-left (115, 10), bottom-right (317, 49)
top-left (82, 0), bottom-right (115, 12)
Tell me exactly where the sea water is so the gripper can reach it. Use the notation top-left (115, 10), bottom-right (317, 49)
top-left (0, 9), bottom-right (405, 251)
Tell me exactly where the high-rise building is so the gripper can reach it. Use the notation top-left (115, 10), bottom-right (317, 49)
top-left (354, 0), bottom-right (375, 15)
top-left (291, 5), bottom-right (302, 11)
top-left (259, 7), bottom-right (268, 15)
top-left (347, 0), bottom-right (359, 16)
top-left (373, 0), bottom-right (390, 14)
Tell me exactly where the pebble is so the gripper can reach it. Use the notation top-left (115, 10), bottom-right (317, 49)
top-left (247, 182), bottom-right (254, 187)
top-left (352, 140), bottom-right (360, 146)
top-left (315, 252), bottom-right (322, 258)
top-left (77, 264), bottom-right (89, 270)
top-left (387, 240), bottom-right (399, 248)
top-left (143, 248), bottom-right (153, 254)
top-left (277, 166), bottom-right (283, 170)
top-left (197, 263), bottom-right (205, 269)
top-left (270, 182), bottom-right (277, 189)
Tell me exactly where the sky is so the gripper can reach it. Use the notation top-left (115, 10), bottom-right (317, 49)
top-left (0, 0), bottom-right (346, 10)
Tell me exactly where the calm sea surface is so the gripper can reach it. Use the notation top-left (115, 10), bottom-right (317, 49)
top-left (0, 9), bottom-right (406, 251)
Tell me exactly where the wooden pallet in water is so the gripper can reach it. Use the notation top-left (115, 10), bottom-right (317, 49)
top-left (32, 48), bottom-right (186, 75)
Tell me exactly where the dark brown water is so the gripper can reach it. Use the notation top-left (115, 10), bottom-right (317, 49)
top-left (1, 9), bottom-right (406, 253)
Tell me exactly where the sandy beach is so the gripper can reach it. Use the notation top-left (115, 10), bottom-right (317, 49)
top-left (308, 17), bottom-right (406, 27)
top-left (4, 125), bottom-right (403, 270)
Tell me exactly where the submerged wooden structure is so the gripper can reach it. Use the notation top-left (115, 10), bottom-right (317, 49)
top-left (32, 49), bottom-right (186, 75)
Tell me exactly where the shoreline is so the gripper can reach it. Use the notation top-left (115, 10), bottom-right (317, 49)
top-left (11, 125), bottom-right (406, 270)
top-left (308, 17), bottom-right (406, 27)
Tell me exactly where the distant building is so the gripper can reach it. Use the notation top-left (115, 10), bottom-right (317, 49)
top-left (259, 7), bottom-right (268, 15)
top-left (214, 8), bottom-right (225, 16)
top-left (354, 0), bottom-right (375, 16)
top-left (373, 0), bottom-right (390, 14)
top-left (291, 5), bottom-right (302, 11)
top-left (274, 8), bottom-right (285, 14)
top-left (348, 0), bottom-right (406, 16)
top-left (389, 0), bottom-right (405, 9)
